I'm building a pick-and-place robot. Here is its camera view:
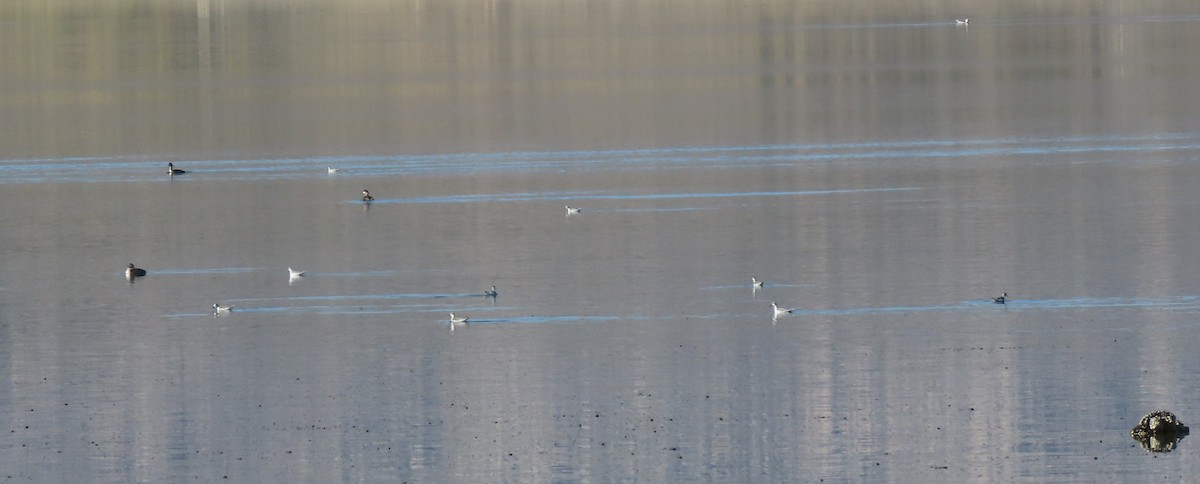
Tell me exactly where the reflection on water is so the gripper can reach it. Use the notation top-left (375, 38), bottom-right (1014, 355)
top-left (2, 1), bottom-right (1199, 160)
top-left (3, 133), bottom-right (1200, 184)
top-left (2, 1), bottom-right (1200, 482)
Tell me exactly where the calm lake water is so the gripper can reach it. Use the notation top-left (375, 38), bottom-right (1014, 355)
top-left (3, 1), bottom-right (1200, 482)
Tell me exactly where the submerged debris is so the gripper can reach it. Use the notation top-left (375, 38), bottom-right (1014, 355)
top-left (1130, 410), bottom-right (1190, 452)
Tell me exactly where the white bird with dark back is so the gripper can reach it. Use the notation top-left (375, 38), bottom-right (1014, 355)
top-left (288, 267), bottom-right (306, 279)
top-left (213, 303), bottom-right (233, 313)
top-left (449, 313), bottom-right (469, 324)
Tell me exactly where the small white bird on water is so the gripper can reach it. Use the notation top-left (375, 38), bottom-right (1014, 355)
top-left (992, 292), bottom-right (1008, 304)
top-left (451, 314), bottom-right (468, 333)
top-left (752, 276), bottom-right (764, 289)
top-left (288, 267), bottom-right (306, 279)
top-left (955, 18), bottom-right (969, 25)
top-left (327, 167), bottom-right (340, 174)
top-left (213, 303), bottom-right (233, 313)
top-left (565, 205), bottom-right (581, 215)
top-left (484, 286), bottom-right (498, 297)
top-left (771, 302), bottom-right (794, 316)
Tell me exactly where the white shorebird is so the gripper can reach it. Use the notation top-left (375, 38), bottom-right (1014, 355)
top-left (449, 313), bottom-right (469, 324)
top-left (167, 163), bottom-right (187, 175)
top-left (565, 205), bottom-right (581, 215)
top-left (484, 285), bottom-right (498, 297)
top-left (955, 18), bottom-right (969, 25)
top-left (771, 302), bottom-right (794, 316)
top-left (327, 167), bottom-right (340, 174)
top-left (125, 263), bottom-right (147, 279)
top-left (752, 276), bottom-right (764, 289)
top-left (288, 267), bottom-right (306, 279)
top-left (992, 292), bottom-right (1008, 304)
top-left (212, 303), bottom-right (233, 313)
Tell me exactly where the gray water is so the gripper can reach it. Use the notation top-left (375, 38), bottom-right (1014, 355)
top-left (3, 1), bottom-right (1200, 482)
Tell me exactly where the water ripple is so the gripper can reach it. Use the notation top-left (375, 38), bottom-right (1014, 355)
top-left (793, 295), bottom-right (1200, 317)
top-left (3, 133), bottom-right (1198, 185)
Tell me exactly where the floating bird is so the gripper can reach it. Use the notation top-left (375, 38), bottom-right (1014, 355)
top-left (449, 313), bottom-right (469, 324)
top-left (992, 292), bottom-right (1008, 304)
top-left (125, 263), bottom-right (147, 278)
top-left (752, 276), bottom-right (764, 288)
top-left (565, 205), bottom-right (581, 215)
top-left (484, 285), bottom-right (498, 297)
top-left (167, 163), bottom-right (186, 175)
top-left (771, 302), bottom-right (794, 316)
top-left (327, 167), bottom-right (340, 174)
top-left (362, 189), bottom-right (374, 202)
top-left (288, 267), bottom-right (306, 279)
top-left (955, 18), bottom-right (969, 25)
top-left (212, 303), bottom-right (233, 313)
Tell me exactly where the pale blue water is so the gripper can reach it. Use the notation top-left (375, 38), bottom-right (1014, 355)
top-left (4, 133), bottom-right (1198, 185)
top-left (5, 134), bottom-right (1200, 482)
top-left (4, 2), bottom-right (1200, 482)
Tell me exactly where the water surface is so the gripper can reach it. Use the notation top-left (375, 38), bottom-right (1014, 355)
top-left (2, 1), bottom-right (1200, 482)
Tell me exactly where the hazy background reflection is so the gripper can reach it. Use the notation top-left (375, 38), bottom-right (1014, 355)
top-left (2, 0), bottom-right (1197, 159)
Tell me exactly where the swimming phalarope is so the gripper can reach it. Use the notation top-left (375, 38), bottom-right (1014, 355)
top-left (362, 189), bottom-right (374, 202)
top-left (125, 263), bottom-right (147, 278)
top-left (771, 302), bottom-right (794, 316)
top-left (167, 163), bottom-right (187, 175)
top-left (484, 286), bottom-right (498, 297)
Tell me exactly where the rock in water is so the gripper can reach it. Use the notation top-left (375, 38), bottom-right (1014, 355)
top-left (1130, 410), bottom-right (1190, 452)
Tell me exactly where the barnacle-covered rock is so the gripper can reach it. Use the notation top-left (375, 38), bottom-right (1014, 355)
top-left (1131, 410), bottom-right (1189, 452)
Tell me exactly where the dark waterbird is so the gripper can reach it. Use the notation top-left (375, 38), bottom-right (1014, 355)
top-left (125, 263), bottom-right (147, 279)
